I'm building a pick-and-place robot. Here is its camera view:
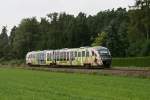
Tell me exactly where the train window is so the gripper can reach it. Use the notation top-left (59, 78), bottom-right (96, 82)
top-left (47, 53), bottom-right (52, 61)
top-left (86, 51), bottom-right (89, 57)
top-left (64, 52), bottom-right (66, 60)
top-left (56, 52), bottom-right (59, 60)
top-left (62, 52), bottom-right (65, 61)
top-left (60, 52), bottom-right (63, 61)
top-left (75, 51), bottom-right (77, 57)
top-left (51, 53), bottom-right (53, 60)
top-left (67, 52), bottom-right (69, 60)
top-left (70, 51), bottom-right (73, 57)
top-left (63, 52), bottom-right (65, 61)
top-left (49, 53), bottom-right (52, 61)
top-left (57, 52), bottom-right (59, 60)
top-left (54, 52), bottom-right (56, 60)
top-left (92, 51), bottom-right (95, 56)
top-left (47, 53), bottom-right (49, 61)
top-left (70, 51), bottom-right (74, 60)
top-left (78, 52), bottom-right (81, 57)
top-left (82, 51), bottom-right (85, 57)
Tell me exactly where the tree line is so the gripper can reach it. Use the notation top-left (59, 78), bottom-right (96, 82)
top-left (0, 0), bottom-right (150, 60)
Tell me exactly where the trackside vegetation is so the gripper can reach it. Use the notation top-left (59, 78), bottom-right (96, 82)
top-left (112, 56), bottom-right (150, 67)
top-left (0, 68), bottom-right (150, 100)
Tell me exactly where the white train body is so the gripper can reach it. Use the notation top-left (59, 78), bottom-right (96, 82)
top-left (26, 46), bottom-right (112, 67)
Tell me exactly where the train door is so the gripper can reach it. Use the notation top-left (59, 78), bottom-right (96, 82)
top-left (38, 51), bottom-right (46, 65)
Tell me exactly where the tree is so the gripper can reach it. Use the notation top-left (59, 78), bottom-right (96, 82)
top-left (12, 17), bottom-right (40, 58)
top-left (92, 32), bottom-right (108, 46)
top-left (9, 26), bottom-right (17, 46)
top-left (74, 12), bottom-right (90, 47)
top-left (118, 22), bottom-right (129, 56)
top-left (127, 0), bottom-right (150, 56)
top-left (0, 26), bottom-right (9, 58)
top-left (105, 20), bottom-right (121, 57)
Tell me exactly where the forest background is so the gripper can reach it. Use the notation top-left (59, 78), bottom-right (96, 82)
top-left (0, 0), bottom-right (149, 60)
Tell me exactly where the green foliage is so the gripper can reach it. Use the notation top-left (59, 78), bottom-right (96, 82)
top-left (127, 0), bottom-right (150, 57)
top-left (112, 56), bottom-right (150, 67)
top-left (0, 68), bottom-right (150, 100)
top-left (91, 32), bottom-right (107, 46)
top-left (0, 59), bottom-right (24, 66)
top-left (141, 40), bottom-right (150, 56)
top-left (12, 18), bottom-right (40, 58)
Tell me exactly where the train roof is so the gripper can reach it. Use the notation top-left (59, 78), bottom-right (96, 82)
top-left (26, 46), bottom-right (108, 54)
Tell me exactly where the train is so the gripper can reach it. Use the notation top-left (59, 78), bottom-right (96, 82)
top-left (26, 46), bottom-right (112, 68)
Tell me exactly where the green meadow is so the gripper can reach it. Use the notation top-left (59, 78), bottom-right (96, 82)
top-left (0, 68), bottom-right (150, 100)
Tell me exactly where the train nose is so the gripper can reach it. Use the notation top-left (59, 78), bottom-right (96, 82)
top-left (102, 59), bottom-right (111, 68)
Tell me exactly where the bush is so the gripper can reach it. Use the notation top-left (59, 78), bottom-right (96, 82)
top-left (0, 58), bottom-right (24, 66)
top-left (140, 40), bottom-right (150, 56)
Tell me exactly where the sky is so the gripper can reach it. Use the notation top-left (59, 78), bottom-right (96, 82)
top-left (0, 0), bottom-right (135, 34)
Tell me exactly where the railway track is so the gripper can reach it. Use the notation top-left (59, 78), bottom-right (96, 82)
top-left (23, 65), bottom-right (150, 78)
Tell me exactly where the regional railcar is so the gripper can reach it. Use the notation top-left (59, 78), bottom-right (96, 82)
top-left (26, 46), bottom-right (112, 67)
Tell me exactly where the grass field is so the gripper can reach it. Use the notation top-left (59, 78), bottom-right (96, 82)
top-left (0, 68), bottom-right (150, 100)
top-left (112, 56), bottom-right (150, 67)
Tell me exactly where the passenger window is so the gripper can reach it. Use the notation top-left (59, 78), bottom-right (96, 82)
top-left (60, 52), bottom-right (63, 61)
top-left (82, 51), bottom-right (85, 57)
top-left (47, 53), bottom-right (49, 61)
top-left (49, 53), bottom-right (51, 61)
top-left (86, 51), bottom-right (89, 57)
top-left (78, 52), bottom-right (81, 57)
top-left (92, 51), bottom-right (95, 56)
top-left (67, 52), bottom-right (69, 60)
top-left (51, 53), bottom-right (53, 60)
top-left (64, 52), bottom-right (66, 60)
top-left (75, 51), bottom-right (77, 57)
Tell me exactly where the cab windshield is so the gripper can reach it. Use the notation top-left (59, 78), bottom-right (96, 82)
top-left (98, 49), bottom-right (109, 55)
top-left (98, 49), bottom-right (111, 59)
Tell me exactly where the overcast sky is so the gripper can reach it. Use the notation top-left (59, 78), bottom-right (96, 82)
top-left (0, 0), bottom-right (134, 33)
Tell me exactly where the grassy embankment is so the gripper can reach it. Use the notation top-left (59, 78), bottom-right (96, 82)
top-left (112, 56), bottom-right (150, 67)
top-left (0, 68), bottom-right (150, 100)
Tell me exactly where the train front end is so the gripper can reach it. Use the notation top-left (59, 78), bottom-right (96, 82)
top-left (96, 47), bottom-right (112, 67)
